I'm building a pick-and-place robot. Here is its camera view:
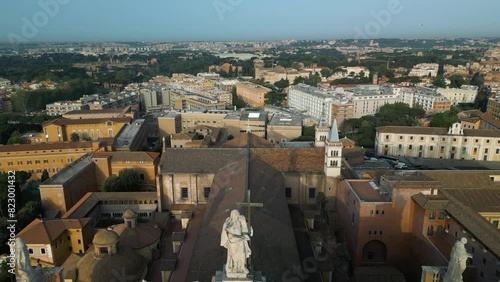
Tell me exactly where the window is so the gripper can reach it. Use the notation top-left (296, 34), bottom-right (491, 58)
top-left (398, 144), bottom-right (402, 151)
top-left (373, 231), bottom-right (377, 235)
top-left (367, 252), bottom-right (374, 260)
top-left (409, 145), bottom-right (413, 150)
top-left (436, 226), bottom-right (443, 236)
top-left (17, 161), bottom-right (23, 165)
top-left (100, 247), bottom-right (109, 255)
top-left (43, 159), bottom-right (49, 164)
top-left (480, 271), bottom-right (484, 278)
top-left (285, 187), bottom-right (292, 199)
top-left (429, 211), bottom-right (436, 220)
top-left (308, 188), bottom-right (316, 199)
top-left (482, 258), bottom-right (486, 265)
top-left (77, 239), bottom-right (81, 244)
top-left (370, 210), bottom-right (374, 215)
top-left (438, 212), bottom-right (445, 220)
top-left (7, 161), bottom-right (13, 166)
top-left (204, 187), bottom-right (211, 198)
top-left (376, 210), bottom-right (379, 215)
top-left (108, 129), bottom-right (113, 138)
top-left (427, 226), bottom-right (434, 236)
top-left (139, 174), bottom-right (145, 181)
top-left (419, 145), bottom-right (423, 150)
top-left (35, 160), bottom-right (41, 164)
top-left (41, 248), bottom-right (46, 254)
top-left (493, 220), bottom-right (499, 227)
top-left (28, 248), bottom-right (33, 254)
top-left (379, 231), bottom-right (383, 235)
top-left (181, 187), bottom-right (188, 198)
top-left (381, 210), bottom-right (385, 215)
top-left (368, 231), bottom-right (372, 235)
top-left (430, 146), bottom-right (434, 151)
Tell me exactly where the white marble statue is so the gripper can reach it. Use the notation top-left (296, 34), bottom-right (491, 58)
top-left (15, 237), bottom-right (40, 282)
top-left (221, 210), bottom-right (253, 279)
top-left (443, 237), bottom-right (473, 282)
top-left (15, 237), bottom-right (63, 282)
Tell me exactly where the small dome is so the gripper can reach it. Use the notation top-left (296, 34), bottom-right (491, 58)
top-left (122, 209), bottom-right (137, 219)
top-left (76, 249), bottom-right (147, 282)
top-left (93, 230), bottom-right (119, 246)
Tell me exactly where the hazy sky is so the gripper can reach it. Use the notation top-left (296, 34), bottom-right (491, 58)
top-left (1, 0), bottom-right (499, 43)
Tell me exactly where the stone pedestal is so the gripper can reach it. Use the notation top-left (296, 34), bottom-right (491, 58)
top-left (213, 265), bottom-right (266, 282)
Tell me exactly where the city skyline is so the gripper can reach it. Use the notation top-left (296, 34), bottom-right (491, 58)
top-left (1, 0), bottom-right (500, 43)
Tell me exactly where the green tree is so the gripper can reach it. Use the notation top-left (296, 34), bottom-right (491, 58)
top-left (303, 126), bottom-right (316, 137)
top-left (70, 132), bottom-right (80, 142)
top-left (432, 76), bottom-right (447, 88)
top-left (264, 90), bottom-right (286, 106)
top-left (7, 131), bottom-right (22, 144)
top-left (118, 168), bottom-right (141, 191)
top-left (101, 176), bottom-right (122, 192)
top-left (16, 201), bottom-right (43, 230)
top-left (274, 79), bottom-right (290, 89)
top-left (449, 75), bottom-right (465, 88)
top-left (0, 258), bottom-right (14, 282)
top-left (232, 86), bottom-right (246, 108)
top-left (41, 170), bottom-right (49, 182)
top-left (430, 110), bottom-right (459, 128)
top-left (470, 72), bottom-right (484, 87)
top-left (320, 68), bottom-right (332, 78)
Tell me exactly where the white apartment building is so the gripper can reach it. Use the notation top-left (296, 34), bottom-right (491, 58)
top-left (349, 85), bottom-right (398, 118)
top-left (288, 84), bottom-right (336, 125)
top-left (436, 85), bottom-right (479, 106)
top-left (46, 101), bottom-right (90, 116)
top-left (375, 123), bottom-right (500, 161)
top-left (330, 66), bottom-right (370, 79)
top-left (409, 63), bottom-right (440, 77)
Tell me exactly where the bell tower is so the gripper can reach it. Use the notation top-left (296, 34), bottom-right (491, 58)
top-left (324, 119), bottom-right (342, 178)
top-left (315, 102), bottom-right (329, 147)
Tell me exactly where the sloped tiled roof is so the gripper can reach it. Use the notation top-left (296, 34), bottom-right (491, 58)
top-left (223, 132), bottom-right (274, 148)
top-left (92, 151), bottom-right (160, 163)
top-left (251, 148), bottom-right (324, 173)
top-left (0, 141), bottom-right (93, 153)
top-left (43, 117), bottom-right (131, 126)
top-left (17, 218), bottom-right (91, 244)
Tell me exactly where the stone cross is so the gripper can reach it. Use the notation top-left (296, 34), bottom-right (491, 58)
top-left (236, 189), bottom-right (263, 268)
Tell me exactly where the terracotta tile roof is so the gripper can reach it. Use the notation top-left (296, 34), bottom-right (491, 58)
top-left (92, 151), bottom-right (160, 163)
top-left (160, 148), bottom-right (247, 173)
top-left (411, 193), bottom-right (449, 210)
top-left (251, 148), bottom-right (324, 173)
top-left (420, 170), bottom-right (500, 189)
top-left (43, 117), bottom-right (131, 126)
top-left (376, 126), bottom-right (500, 137)
top-left (441, 189), bottom-right (500, 213)
top-left (17, 218), bottom-right (91, 244)
top-left (223, 133), bottom-right (274, 148)
top-left (62, 192), bottom-right (157, 219)
top-left (444, 198), bottom-right (500, 258)
top-left (0, 141), bottom-right (94, 152)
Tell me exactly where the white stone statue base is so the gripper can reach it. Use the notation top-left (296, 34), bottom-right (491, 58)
top-left (213, 265), bottom-right (266, 282)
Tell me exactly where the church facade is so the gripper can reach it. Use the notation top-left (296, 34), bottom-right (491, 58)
top-left (155, 122), bottom-right (343, 212)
